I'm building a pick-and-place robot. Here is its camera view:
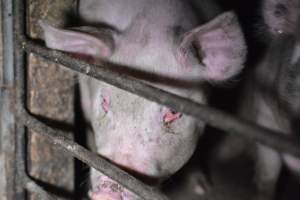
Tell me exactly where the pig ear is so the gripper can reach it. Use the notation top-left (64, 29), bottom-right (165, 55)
top-left (177, 12), bottom-right (247, 82)
top-left (39, 21), bottom-right (115, 59)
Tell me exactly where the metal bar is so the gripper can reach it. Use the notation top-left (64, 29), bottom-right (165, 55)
top-left (16, 108), bottom-right (168, 200)
top-left (13, 0), bottom-right (26, 110)
top-left (15, 0), bottom-right (300, 159)
top-left (14, 124), bottom-right (28, 200)
top-left (12, 0), bottom-right (300, 199)
top-left (13, 0), bottom-right (30, 199)
top-left (0, 0), bottom-right (17, 199)
top-left (1, 0), bottom-right (14, 86)
top-left (15, 37), bottom-right (300, 158)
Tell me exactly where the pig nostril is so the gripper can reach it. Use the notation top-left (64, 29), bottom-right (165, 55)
top-left (163, 110), bottom-right (182, 123)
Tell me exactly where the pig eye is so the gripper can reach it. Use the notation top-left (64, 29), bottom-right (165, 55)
top-left (163, 109), bottom-right (182, 124)
top-left (274, 3), bottom-right (288, 18)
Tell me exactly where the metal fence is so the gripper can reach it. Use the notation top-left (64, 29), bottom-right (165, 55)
top-left (2, 0), bottom-right (300, 199)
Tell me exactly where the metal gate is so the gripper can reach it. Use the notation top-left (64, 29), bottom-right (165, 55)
top-left (2, 0), bottom-right (300, 199)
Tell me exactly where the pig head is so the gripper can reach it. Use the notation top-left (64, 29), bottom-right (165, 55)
top-left (262, 0), bottom-right (300, 36)
top-left (40, 0), bottom-right (246, 199)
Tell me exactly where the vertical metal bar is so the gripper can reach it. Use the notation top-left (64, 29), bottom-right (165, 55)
top-left (13, 0), bottom-right (28, 199)
top-left (0, 0), bottom-right (16, 199)
top-left (9, 0), bottom-right (300, 199)
top-left (15, 125), bottom-right (27, 199)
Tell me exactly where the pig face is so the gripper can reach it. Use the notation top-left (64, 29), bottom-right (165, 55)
top-left (262, 0), bottom-right (300, 36)
top-left (40, 9), bottom-right (246, 175)
top-left (40, 1), bottom-right (246, 199)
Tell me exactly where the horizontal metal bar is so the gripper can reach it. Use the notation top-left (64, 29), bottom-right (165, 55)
top-left (16, 37), bottom-right (300, 158)
top-left (16, 108), bottom-right (168, 200)
top-left (13, 0), bottom-right (300, 199)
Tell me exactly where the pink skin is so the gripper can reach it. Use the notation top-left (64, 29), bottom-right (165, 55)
top-left (101, 95), bottom-right (110, 113)
top-left (176, 12), bottom-right (246, 82)
top-left (176, 47), bottom-right (190, 69)
top-left (90, 191), bottom-right (122, 200)
top-left (100, 95), bottom-right (183, 124)
top-left (163, 110), bottom-right (182, 124)
top-left (89, 175), bottom-right (137, 200)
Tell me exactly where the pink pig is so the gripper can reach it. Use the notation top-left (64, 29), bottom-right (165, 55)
top-left (40, 0), bottom-right (247, 199)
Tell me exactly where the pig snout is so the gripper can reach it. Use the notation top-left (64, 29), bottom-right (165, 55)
top-left (89, 174), bottom-right (137, 200)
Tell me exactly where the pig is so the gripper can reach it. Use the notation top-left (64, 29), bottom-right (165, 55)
top-left (213, 1), bottom-right (300, 199)
top-left (39, 0), bottom-right (247, 199)
top-left (204, 1), bottom-right (300, 199)
top-left (254, 1), bottom-right (300, 199)
top-left (262, 0), bottom-right (300, 36)
top-left (238, 39), bottom-right (300, 200)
